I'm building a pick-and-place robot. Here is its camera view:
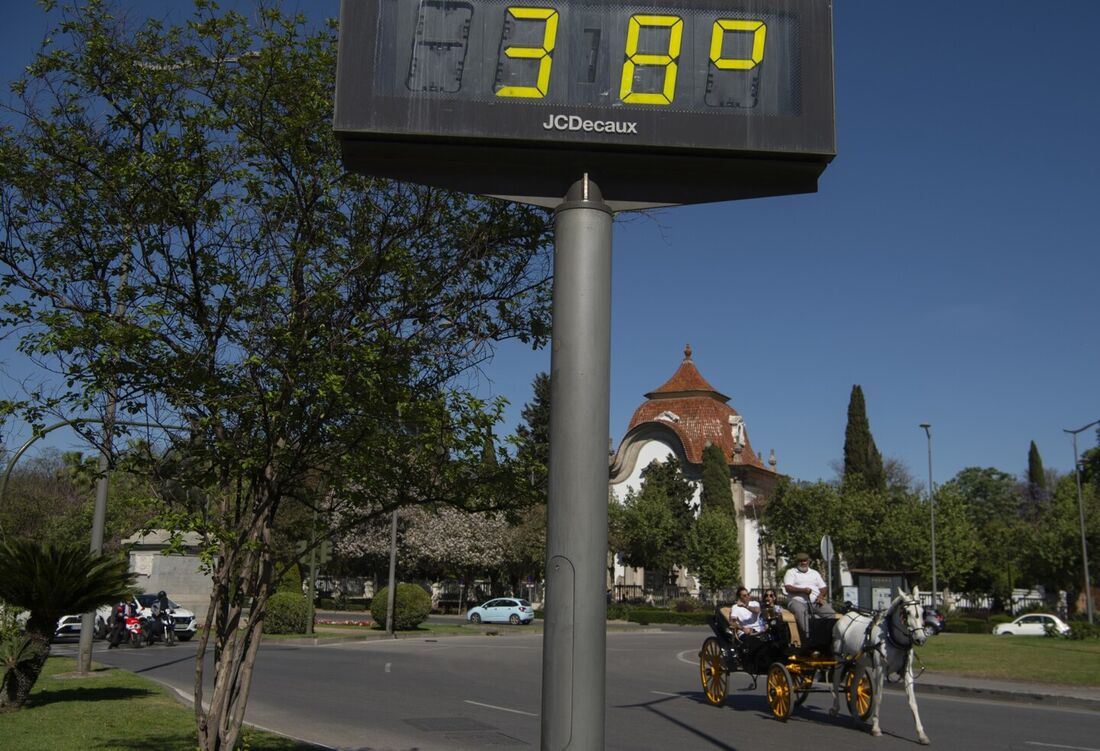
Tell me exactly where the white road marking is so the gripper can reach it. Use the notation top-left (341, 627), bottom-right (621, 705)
top-left (1025, 743), bottom-right (1100, 751)
top-left (676, 649), bottom-right (699, 664)
top-left (384, 662), bottom-right (391, 673)
top-left (464, 700), bottom-right (539, 717)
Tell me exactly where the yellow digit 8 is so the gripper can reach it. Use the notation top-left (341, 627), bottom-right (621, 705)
top-left (710, 19), bottom-right (767, 70)
top-left (619, 14), bottom-right (683, 105)
top-left (496, 7), bottom-right (559, 99)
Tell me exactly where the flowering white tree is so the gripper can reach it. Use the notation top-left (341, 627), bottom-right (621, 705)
top-left (336, 504), bottom-right (515, 608)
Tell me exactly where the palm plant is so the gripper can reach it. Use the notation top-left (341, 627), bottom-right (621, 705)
top-left (0, 539), bottom-right (137, 711)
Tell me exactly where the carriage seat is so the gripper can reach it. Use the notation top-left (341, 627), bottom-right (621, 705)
top-left (779, 608), bottom-right (843, 649)
top-left (780, 609), bottom-right (801, 648)
top-left (717, 606), bottom-right (736, 640)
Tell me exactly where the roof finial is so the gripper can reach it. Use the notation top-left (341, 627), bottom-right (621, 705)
top-left (683, 343), bottom-right (692, 361)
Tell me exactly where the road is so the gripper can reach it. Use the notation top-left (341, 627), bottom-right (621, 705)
top-left (55, 628), bottom-right (1099, 751)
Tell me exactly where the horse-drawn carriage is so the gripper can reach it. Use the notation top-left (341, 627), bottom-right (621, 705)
top-left (698, 588), bottom-right (931, 744)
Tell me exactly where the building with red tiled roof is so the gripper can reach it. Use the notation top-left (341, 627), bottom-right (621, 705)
top-left (610, 346), bottom-right (781, 595)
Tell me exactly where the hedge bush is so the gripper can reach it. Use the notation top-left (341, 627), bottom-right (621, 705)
top-left (265, 591), bottom-right (310, 634)
top-left (944, 617), bottom-right (992, 634)
top-left (605, 604), bottom-right (710, 626)
top-left (1067, 620), bottom-right (1100, 640)
top-left (669, 597), bottom-right (706, 613)
top-left (371, 583), bottom-right (431, 630)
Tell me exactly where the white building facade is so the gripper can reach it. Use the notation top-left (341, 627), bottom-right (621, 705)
top-left (609, 346), bottom-right (780, 597)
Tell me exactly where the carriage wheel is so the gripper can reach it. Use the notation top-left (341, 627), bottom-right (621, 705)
top-left (699, 637), bottom-right (729, 706)
top-left (845, 663), bottom-right (874, 721)
top-left (766, 663), bottom-right (795, 721)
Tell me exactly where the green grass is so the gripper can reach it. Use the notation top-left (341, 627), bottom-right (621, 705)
top-left (0, 657), bottom-right (321, 750)
top-left (917, 633), bottom-right (1100, 685)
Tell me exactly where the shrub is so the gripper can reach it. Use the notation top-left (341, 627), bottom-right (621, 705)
top-left (276, 564), bottom-right (303, 594)
top-left (606, 603), bottom-right (631, 621)
top-left (264, 592), bottom-right (310, 634)
top-left (1067, 620), bottom-right (1100, 640)
top-left (944, 616), bottom-right (992, 634)
top-left (370, 583), bottom-right (431, 630)
top-left (670, 597), bottom-right (705, 613)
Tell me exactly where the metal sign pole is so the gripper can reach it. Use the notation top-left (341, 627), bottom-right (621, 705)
top-left (541, 175), bottom-right (612, 750)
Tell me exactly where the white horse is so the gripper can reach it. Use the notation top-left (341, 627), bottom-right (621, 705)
top-left (830, 586), bottom-right (930, 744)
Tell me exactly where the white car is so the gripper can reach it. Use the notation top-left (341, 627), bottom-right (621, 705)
top-left (53, 605), bottom-right (113, 641)
top-left (992, 613), bottom-right (1070, 637)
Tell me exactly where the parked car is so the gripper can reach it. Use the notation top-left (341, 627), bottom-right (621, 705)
top-left (992, 613), bottom-right (1070, 637)
top-left (53, 605), bottom-right (113, 641)
top-left (466, 597), bottom-right (535, 625)
top-left (133, 593), bottom-right (198, 641)
top-left (923, 607), bottom-right (946, 635)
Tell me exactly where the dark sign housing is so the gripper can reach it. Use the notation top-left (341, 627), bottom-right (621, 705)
top-left (335, 0), bottom-right (835, 206)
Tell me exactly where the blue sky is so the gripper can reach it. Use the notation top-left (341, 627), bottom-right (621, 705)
top-left (2, 1), bottom-right (1098, 487)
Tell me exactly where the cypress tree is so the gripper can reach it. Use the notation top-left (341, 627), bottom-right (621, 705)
top-left (514, 372), bottom-right (550, 502)
top-left (1027, 440), bottom-right (1048, 500)
top-left (700, 442), bottom-right (734, 516)
top-left (843, 385), bottom-right (885, 491)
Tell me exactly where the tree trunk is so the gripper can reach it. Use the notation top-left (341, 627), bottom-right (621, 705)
top-left (194, 492), bottom-right (279, 751)
top-left (0, 633), bottom-right (50, 713)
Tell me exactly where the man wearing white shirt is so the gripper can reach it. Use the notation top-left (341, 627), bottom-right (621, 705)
top-left (729, 586), bottom-right (765, 636)
top-left (783, 552), bottom-right (834, 639)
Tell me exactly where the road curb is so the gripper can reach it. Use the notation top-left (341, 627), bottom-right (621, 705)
top-left (887, 681), bottom-right (1100, 712)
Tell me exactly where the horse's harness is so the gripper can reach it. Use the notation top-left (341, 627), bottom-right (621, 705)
top-left (884, 596), bottom-right (924, 650)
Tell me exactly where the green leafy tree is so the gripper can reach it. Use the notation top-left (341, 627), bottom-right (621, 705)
top-left (1082, 432), bottom-right (1100, 488)
top-left (617, 458), bottom-right (695, 581)
top-left (764, 476), bottom-right (939, 589)
top-left (0, 3), bottom-right (551, 748)
top-left (1028, 474), bottom-right (1099, 612)
top-left (837, 481), bottom-right (926, 572)
top-left (0, 540), bottom-right (137, 711)
top-left (921, 486), bottom-right (978, 595)
top-left (842, 385), bottom-right (885, 492)
top-left (761, 477), bottom-right (840, 564)
top-left (0, 449), bottom-right (156, 550)
top-left (944, 467), bottom-right (1029, 607)
top-left (684, 509), bottom-right (740, 600)
top-left (699, 442), bottom-right (733, 516)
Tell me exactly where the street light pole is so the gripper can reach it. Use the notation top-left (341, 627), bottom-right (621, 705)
top-left (1064, 420), bottom-right (1098, 625)
top-left (920, 423), bottom-right (937, 611)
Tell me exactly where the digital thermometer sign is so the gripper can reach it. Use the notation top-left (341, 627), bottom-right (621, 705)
top-left (335, 0), bottom-right (835, 206)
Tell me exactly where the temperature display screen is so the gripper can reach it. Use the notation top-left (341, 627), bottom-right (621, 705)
top-left (335, 0), bottom-right (835, 205)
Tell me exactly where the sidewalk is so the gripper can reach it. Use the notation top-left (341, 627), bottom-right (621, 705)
top-left (894, 671), bottom-right (1100, 712)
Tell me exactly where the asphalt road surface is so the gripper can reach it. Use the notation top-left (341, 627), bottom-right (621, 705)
top-left (57, 629), bottom-right (1099, 751)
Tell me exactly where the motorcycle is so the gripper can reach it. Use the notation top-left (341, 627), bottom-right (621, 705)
top-left (107, 613), bottom-right (145, 649)
top-left (142, 609), bottom-right (177, 646)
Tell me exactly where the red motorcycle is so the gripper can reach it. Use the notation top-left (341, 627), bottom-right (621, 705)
top-left (107, 610), bottom-right (145, 649)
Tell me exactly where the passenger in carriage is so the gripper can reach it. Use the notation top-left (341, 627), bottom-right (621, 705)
top-left (783, 552), bottom-right (835, 640)
top-left (762, 588), bottom-right (783, 620)
top-left (729, 587), bottom-right (765, 637)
